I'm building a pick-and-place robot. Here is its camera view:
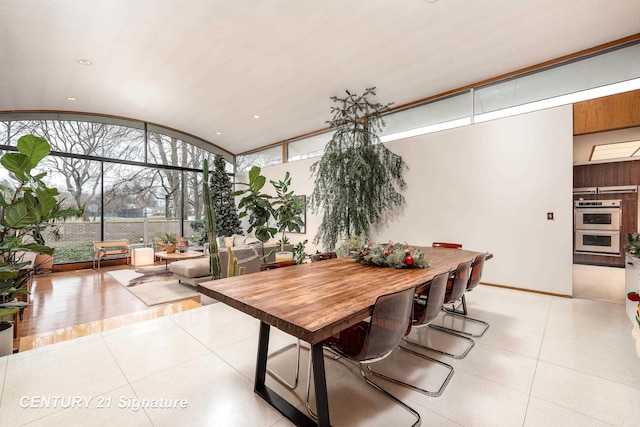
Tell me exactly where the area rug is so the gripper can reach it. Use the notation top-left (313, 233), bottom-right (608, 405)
top-left (107, 269), bottom-right (200, 306)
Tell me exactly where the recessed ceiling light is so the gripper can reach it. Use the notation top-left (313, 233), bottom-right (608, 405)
top-left (66, 97), bottom-right (77, 101)
top-left (215, 131), bottom-right (222, 135)
top-left (77, 59), bottom-right (92, 65)
top-left (253, 115), bottom-right (260, 119)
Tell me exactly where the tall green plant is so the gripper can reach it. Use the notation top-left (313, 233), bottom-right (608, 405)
top-left (271, 172), bottom-right (305, 252)
top-left (234, 166), bottom-right (276, 243)
top-left (309, 87), bottom-right (407, 250)
top-left (0, 134), bottom-right (83, 317)
top-left (203, 159), bottom-right (221, 280)
top-left (210, 154), bottom-right (242, 237)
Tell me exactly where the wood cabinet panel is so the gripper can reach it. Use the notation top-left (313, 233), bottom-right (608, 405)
top-left (574, 89), bottom-right (640, 135)
top-left (574, 160), bottom-right (640, 266)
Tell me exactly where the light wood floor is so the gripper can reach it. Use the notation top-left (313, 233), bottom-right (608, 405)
top-left (13, 265), bottom-right (199, 350)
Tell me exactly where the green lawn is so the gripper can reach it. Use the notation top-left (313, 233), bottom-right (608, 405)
top-left (53, 245), bottom-right (94, 264)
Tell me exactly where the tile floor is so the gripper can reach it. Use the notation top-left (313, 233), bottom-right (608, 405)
top-left (572, 263), bottom-right (625, 304)
top-left (1, 283), bottom-right (639, 426)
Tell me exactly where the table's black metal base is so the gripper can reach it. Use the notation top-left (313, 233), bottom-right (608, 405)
top-left (255, 322), bottom-right (331, 427)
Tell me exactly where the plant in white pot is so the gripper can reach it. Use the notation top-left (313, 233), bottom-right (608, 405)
top-left (271, 172), bottom-right (305, 262)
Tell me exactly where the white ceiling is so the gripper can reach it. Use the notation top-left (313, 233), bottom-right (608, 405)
top-left (1, 0), bottom-right (639, 155)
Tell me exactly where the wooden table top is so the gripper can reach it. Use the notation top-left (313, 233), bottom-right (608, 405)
top-left (198, 247), bottom-right (487, 344)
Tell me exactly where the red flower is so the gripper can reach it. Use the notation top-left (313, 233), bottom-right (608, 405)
top-left (628, 292), bottom-right (640, 302)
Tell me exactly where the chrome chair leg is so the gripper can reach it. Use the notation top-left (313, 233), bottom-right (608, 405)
top-left (367, 345), bottom-right (454, 397)
top-left (360, 365), bottom-right (421, 427)
top-left (404, 326), bottom-right (475, 359)
top-left (266, 339), bottom-right (301, 389)
top-left (268, 341), bottom-right (341, 390)
top-left (439, 295), bottom-right (490, 337)
top-left (305, 356), bottom-right (421, 426)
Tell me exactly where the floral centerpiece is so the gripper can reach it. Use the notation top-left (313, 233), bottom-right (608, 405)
top-left (354, 241), bottom-right (430, 269)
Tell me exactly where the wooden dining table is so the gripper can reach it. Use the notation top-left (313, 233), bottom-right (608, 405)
top-left (197, 246), bottom-right (488, 427)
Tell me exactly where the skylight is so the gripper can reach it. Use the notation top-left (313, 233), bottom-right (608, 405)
top-left (590, 140), bottom-right (640, 161)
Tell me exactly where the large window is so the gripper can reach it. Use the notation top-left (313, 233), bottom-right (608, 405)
top-left (287, 131), bottom-right (334, 162)
top-left (242, 40), bottom-right (640, 161)
top-left (236, 145), bottom-right (282, 172)
top-left (474, 43), bottom-right (640, 120)
top-left (380, 91), bottom-right (472, 142)
top-left (0, 114), bottom-right (231, 265)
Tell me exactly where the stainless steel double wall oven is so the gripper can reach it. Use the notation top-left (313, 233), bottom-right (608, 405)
top-left (574, 199), bottom-right (622, 256)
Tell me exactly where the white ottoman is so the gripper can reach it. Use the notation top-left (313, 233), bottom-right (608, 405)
top-left (132, 247), bottom-right (154, 267)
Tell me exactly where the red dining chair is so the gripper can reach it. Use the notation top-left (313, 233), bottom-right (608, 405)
top-left (405, 260), bottom-right (476, 359)
top-left (438, 253), bottom-right (490, 337)
top-left (432, 242), bottom-right (462, 249)
top-left (305, 287), bottom-right (421, 426)
top-left (369, 271), bottom-right (454, 396)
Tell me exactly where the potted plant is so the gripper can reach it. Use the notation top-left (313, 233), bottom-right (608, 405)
top-left (234, 166), bottom-right (277, 260)
top-left (159, 232), bottom-right (178, 253)
top-left (271, 172), bottom-right (305, 262)
top-left (292, 239), bottom-right (309, 265)
top-left (0, 134), bottom-right (82, 355)
top-left (309, 87), bottom-right (407, 251)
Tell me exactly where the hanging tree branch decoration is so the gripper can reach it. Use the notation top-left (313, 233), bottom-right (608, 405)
top-left (309, 87), bottom-right (408, 251)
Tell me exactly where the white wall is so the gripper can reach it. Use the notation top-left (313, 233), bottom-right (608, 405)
top-left (375, 106), bottom-right (574, 295)
top-left (243, 105), bottom-right (574, 295)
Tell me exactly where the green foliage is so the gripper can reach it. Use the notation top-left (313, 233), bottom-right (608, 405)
top-left (203, 159), bottom-right (222, 280)
top-left (159, 232), bottom-right (177, 245)
top-left (354, 242), bottom-right (430, 269)
top-left (0, 134), bottom-right (83, 247)
top-left (1, 135), bottom-right (50, 180)
top-left (309, 88), bottom-right (407, 251)
top-left (51, 245), bottom-right (93, 263)
top-left (234, 166), bottom-right (276, 243)
top-left (271, 171), bottom-right (305, 251)
top-left (626, 232), bottom-right (640, 256)
top-left (0, 238), bottom-right (33, 317)
top-left (0, 134), bottom-right (83, 318)
top-left (336, 235), bottom-right (365, 258)
top-left (189, 219), bottom-right (206, 245)
top-left (210, 154), bottom-right (242, 237)
top-left (292, 239), bottom-right (309, 265)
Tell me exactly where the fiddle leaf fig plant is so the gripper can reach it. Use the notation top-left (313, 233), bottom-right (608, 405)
top-left (0, 134), bottom-right (83, 319)
top-left (234, 166), bottom-right (276, 243)
top-left (271, 171), bottom-right (305, 252)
